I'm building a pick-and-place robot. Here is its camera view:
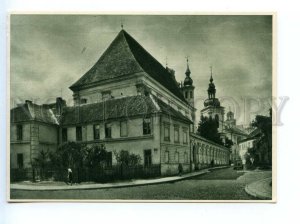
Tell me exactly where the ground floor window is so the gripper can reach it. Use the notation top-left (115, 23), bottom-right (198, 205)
top-left (144, 149), bottom-right (152, 167)
top-left (17, 153), bottom-right (23, 169)
top-left (183, 129), bottom-right (188, 144)
top-left (164, 151), bottom-right (169, 163)
top-left (184, 152), bottom-right (188, 163)
top-left (175, 151), bottom-right (179, 163)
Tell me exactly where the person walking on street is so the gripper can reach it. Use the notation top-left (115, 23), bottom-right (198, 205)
top-left (67, 168), bottom-right (73, 186)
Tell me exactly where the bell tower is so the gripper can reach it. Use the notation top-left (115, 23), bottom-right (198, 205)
top-left (180, 58), bottom-right (196, 132)
top-left (181, 58), bottom-right (195, 108)
top-left (201, 67), bottom-right (225, 132)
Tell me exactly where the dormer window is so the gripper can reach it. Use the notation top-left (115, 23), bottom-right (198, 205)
top-left (102, 91), bottom-right (111, 101)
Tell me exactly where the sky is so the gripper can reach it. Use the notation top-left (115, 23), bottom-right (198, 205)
top-left (10, 15), bottom-right (273, 125)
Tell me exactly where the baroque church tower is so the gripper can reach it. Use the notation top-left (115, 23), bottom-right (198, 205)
top-left (200, 67), bottom-right (225, 132)
top-left (180, 59), bottom-right (196, 132)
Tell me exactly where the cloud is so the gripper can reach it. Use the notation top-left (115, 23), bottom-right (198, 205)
top-left (10, 15), bottom-right (272, 124)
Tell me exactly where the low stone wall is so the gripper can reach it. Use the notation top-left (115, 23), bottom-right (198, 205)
top-left (161, 163), bottom-right (190, 176)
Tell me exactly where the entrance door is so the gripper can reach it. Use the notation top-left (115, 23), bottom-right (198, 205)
top-left (144, 149), bottom-right (152, 167)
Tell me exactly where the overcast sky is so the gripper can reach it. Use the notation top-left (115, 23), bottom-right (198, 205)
top-left (10, 15), bottom-right (272, 125)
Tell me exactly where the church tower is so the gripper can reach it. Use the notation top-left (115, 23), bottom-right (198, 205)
top-left (201, 67), bottom-right (225, 132)
top-left (180, 58), bottom-right (196, 132)
top-left (181, 58), bottom-right (195, 108)
top-left (225, 110), bottom-right (236, 128)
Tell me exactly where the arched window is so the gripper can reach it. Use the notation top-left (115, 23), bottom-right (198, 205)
top-left (215, 114), bottom-right (219, 128)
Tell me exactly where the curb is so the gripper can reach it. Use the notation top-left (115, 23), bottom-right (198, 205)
top-left (244, 177), bottom-right (272, 200)
top-left (11, 166), bottom-right (229, 191)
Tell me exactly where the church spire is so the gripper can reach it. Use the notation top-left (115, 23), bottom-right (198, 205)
top-left (210, 66), bottom-right (213, 83)
top-left (185, 57), bottom-right (191, 76)
top-left (183, 57), bottom-right (193, 86)
top-left (207, 66), bottom-right (216, 99)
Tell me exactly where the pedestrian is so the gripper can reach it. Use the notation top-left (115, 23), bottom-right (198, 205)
top-left (178, 163), bottom-right (183, 176)
top-left (67, 167), bottom-right (73, 186)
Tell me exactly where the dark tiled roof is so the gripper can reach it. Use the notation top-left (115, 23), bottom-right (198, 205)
top-left (11, 103), bottom-right (58, 125)
top-left (154, 96), bottom-right (192, 123)
top-left (61, 95), bottom-right (192, 126)
top-left (70, 30), bottom-right (187, 103)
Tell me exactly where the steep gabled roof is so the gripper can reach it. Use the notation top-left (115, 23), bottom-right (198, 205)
top-left (70, 30), bottom-right (187, 103)
top-left (11, 103), bottom-right (59, 125)
top-left (61, 95), bottom-right (192, 126)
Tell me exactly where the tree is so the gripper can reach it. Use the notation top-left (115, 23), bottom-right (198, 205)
top-left (84, 144), bottom-right (108, 169)
top-left (32, 149), bottom-right (51, 180)
top-left (251, 110), bottom-right (272, 165)
top-left (114, 150), bottom-right (141, 167)
top-left (49, 142), bottom-right (87, 182)
top-left (197, 115), bottom-right (223, 145)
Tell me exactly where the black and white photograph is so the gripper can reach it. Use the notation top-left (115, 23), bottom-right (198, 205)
top-left (8, 14), bottom-right (274, 201)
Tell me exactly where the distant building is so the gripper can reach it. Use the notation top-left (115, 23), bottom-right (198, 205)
top-left (10, 29), bottom-right (230, 180)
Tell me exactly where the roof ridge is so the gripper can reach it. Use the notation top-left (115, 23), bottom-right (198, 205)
top-left (70, 30), bottom-right (143, 90)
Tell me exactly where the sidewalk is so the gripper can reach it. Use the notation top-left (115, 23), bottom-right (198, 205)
top-left (11, 166), bottom-right (228, 191)
top-left (245, 177), bottom-right (272, 200)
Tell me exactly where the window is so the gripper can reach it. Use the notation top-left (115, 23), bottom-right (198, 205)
top-left (62, 128), bottom-right (68, 142)
top-left (17, 153), bottom-right (23, 169)
top-left (184, 152), bottom-right (188, 163)
top-left (105, 123), bottom-right (112, 138)
top-left (76, 126), bottom-right (82, 141)
top-left (183, 129), bottom-right (188, 144)
top-left (106, 152), bottom-right (112, 167)
top-left (144, 149), bottom-right (152, 167)
top-left (164, 151), bottom-right (169, 163)
top-left (80, 98), bottom-right (87, 104)
top-left (143, 118), bottom-right (151, 135)
top-left (175, 152), bottom-right (179, 163)
top-left (185, 91), bottom-right (188, 99)
top-left (174, 126), bottom-right (179, 143)
top-left (164, 125), bottom-right (170, 141)
top-left (120, 121), bottom-right (128, 137)
top-left (17, 125), bottom-right (23, 140)
top-left (93, 124), bottom-right (100, 140)
top-left (190, 91), bottom-right (193, 98)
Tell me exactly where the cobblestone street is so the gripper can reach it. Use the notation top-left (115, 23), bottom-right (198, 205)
top-left (10, 167), bottom-right (271, 200)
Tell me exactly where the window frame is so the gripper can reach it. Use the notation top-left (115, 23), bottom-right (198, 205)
top-left (93, 124), bottom-right (100, 140)
top-left (143, 117), bottom-right (151, 135)
top-left (17, 153), bottom-right (24, 169)
top-left (144, 149), bottom-right (152, 167)
top-left (164, 124), bottom-right (170, 141)
top-left (120, 120), bottom-right (128, 137)
top-left (105, 123), bottom-right (112, 139)
top-left (174, 125), bottom-right (180, 143)
top-left (164, 150), bottom-right (169, 163)
top-left (183, 128), bottom-right (188, 144)
top-left (175, 151), bottom-right (179, 163)
top-left (76, 126), bottom-right (82, 141)
top-left (16, 124), bottom-right (23, 141)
